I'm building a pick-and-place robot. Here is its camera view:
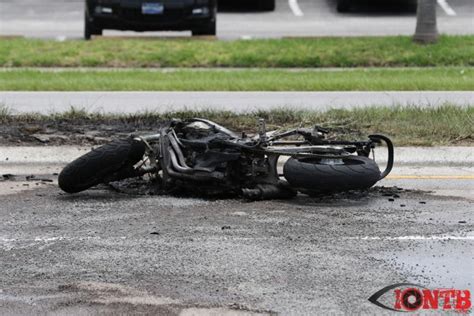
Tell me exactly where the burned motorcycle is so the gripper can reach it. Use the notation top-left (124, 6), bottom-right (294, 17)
top-left (59, 118), bottom-right (394, 199)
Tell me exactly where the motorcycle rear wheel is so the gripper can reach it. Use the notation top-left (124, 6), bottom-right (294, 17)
top-left (58, 138), bottom-right (145, 193)
top-left (283, 155), bottom-right (381, 194)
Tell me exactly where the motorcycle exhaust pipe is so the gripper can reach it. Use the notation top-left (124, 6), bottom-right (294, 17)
top-left (168, 147), bottom-right (194, 174)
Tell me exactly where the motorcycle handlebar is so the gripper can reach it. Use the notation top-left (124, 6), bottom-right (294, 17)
top-left (369, 134), bottom-right (394, 180)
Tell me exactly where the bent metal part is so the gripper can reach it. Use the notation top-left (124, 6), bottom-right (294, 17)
top-left (58, 118), bottom-right (394, 200)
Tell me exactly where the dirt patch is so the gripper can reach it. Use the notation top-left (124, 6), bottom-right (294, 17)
top-left (54, 282), bottom-right (271, 316)
top-left (0, 119), bottom-right (162, 146)
top-left (0, 174), bottom-right (57, 196)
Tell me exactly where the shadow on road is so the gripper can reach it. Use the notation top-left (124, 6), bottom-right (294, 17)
top-left (218, 0), bottom-right (269, 13)
top-left (57, 186), bottom-right (140, 202)
top-left (327, 0), bottom-right (417, 15)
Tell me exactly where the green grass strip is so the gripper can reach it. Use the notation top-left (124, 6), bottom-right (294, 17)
top-left (1, 105), bottom-right (472, 146)
top-left (1, 68), bottom-right (472, 91)
top-left (0, 36), bottom-right (473, 68)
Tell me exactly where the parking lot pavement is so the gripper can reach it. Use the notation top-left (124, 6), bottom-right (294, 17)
top-left (0, 0), bottom-right (472, 39)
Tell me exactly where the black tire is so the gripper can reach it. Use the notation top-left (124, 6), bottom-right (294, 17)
top-left (283, 155), bottom-right (381, 194)
top-left (192, 20), bottom-right (216, 36)
top-left (336, 0), bottom-right (351, 13)
top-left (258, 0), bottom-right (275, 11)
top-left (58, 138), bottom-right (146, 193)
top-left (84, 11), bottom-right (102, 40)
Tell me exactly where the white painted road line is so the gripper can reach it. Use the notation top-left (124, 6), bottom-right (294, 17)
top-left (288, 0), bottom-right (304, 17)
top-left (437, 0), bottom-right (457, 16)
top-left (346, 235), bottom-right (474, 240)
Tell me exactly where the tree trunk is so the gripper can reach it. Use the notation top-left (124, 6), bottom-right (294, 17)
top-left (414, 0), bottom-right (439, 44)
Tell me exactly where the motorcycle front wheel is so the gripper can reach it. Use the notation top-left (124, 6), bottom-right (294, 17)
top-left (58, 138), bottom-right (145, 193)
top-left (283, 155), bottom-right (381, 194)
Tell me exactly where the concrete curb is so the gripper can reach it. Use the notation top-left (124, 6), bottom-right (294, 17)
top-left (1, 146), bottom-right (472, 166)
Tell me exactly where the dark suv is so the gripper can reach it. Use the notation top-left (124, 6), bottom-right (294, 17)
top-left (85, 0), bottom-right (217, 39)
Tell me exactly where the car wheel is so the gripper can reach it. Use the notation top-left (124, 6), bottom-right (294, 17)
top-left (337, 0), bottom-right (351, 13)
top-left (84, 11), bottom-right (102, 40)
top-left (258, 0), bottom-right (275, 11)
top-left (192, 20), bottom-right (216, 36)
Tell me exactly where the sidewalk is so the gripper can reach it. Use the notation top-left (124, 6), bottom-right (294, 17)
top-left (2, 91), bottom-right (473, 114)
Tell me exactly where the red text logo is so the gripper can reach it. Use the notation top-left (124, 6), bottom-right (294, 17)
top-left (369, 283), bottom-right (471, 312)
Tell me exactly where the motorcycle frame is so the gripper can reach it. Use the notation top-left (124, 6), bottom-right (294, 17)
top-left (134, 119), bottom-right (394, 196)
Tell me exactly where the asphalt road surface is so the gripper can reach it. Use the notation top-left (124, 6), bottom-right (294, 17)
top-left (2, 91), bottom-right (473, 114)
top-left (0, 0), bottom-right (472, 39)
top-left (0, 146), bottom-right (472, 314)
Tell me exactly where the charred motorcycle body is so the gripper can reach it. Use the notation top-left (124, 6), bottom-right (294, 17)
top-left (59, 118), bottom-right (394, 200)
